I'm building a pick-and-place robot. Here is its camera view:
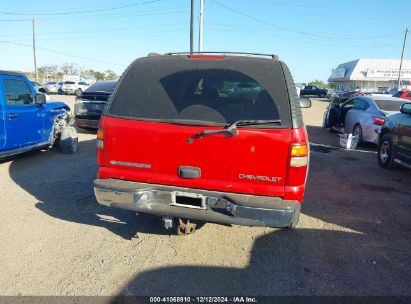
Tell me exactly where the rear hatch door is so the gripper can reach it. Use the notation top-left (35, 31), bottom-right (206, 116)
top-left (103, 56), bottom-right (293, 197)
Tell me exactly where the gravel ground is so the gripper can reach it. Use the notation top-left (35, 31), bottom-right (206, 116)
top-left (0, 96), bottom-right (410, 296)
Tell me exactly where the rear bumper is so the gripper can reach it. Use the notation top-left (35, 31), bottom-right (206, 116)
top-left (62, 89), bottom-right (76, 94)
top-left (94, 179), bottom-right (301, 228)
top-left (47, 87), bottom-right (58, 93)
top-left (75, 117), bottom-right (100, 128)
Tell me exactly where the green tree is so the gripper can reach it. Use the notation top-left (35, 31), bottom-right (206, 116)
top-left (83, 69), bottom-right (105, 81)
top-left (328, 82), bottom-right (336, 89)
top-left (105, 69), bottom-right (118, 80)
top-left (38, 64), bottom-right (59, 81)
top-left (94, 71), bottom-right (105, 81)
top-left (308, 79), bottom-right (328, 88)
top-left (61, 62), bottom-right (79, 75)
top-left (308, 79), bottom-right (336, 89)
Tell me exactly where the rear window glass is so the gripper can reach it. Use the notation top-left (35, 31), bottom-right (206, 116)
top-left (108, 57), bottom-right (291, 127)
top-left (85, 81), bottom-right (117, 93)
top-left (64, 81), bottom-right (75, 84)
top-left (374, 99), bottom-right (405, 111)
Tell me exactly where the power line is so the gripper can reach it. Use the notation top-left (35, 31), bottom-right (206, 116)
top-left (0, 8), bottom-right (187, 22)
top-left (218, 0), bottom-right (392, 14)
top-left (205, 25), bottom-right (400, 48)
top-left (8, 28), bottom-right (187, 43)
top-left (0, 21), bottom-right (188, 37)
top-left (207, 21), bottom-right (403, 41)
top-left (0, 18), bottom-right (31, 22)
top-left (209, 0), bottom-right (404, 40)
top-left (0, 40), bottom-right (124, 67)
top-left (0, 0), bottom-right (165, 16)
top-left (0, 0), bottom-right (159, 14)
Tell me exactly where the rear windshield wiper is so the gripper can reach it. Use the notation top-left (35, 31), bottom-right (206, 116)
top-left (189, 119), bottom-right (282, 143)
top-left (225, 119), bottom-right (282, 134)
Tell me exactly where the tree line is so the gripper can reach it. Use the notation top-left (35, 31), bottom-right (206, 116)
top-left (15, 63), bottom-right (118, 82)
top-left (307, 79), bottom-right (336, 89)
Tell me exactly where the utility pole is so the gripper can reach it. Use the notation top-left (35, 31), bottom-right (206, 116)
top-left (198, 0), bottom-right (204, 52)
top-left (398, 28), bottom-right (408, 89)
top-left (190, 0), bottom-right (194, 53)
top-left (32, 18), bottom-right (38, 82)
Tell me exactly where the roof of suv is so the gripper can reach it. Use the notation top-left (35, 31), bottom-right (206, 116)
top-left (108, 53), bottom-right (303, 128)
top-left (162, 52), bottom-right (279, 60)
top-left (0, 70), bottom-right (25, 77)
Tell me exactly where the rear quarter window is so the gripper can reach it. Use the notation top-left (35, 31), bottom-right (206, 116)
top-left (374, 99), bottom-right (405, 111)
top-left (108, 56), bottom-right (292, 127)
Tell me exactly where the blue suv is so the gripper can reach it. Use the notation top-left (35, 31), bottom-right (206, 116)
top-left (0, 70), bottom-right (78, 159)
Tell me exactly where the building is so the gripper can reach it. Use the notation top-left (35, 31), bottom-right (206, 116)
top-left (328, 58), bottom-right (411, 92)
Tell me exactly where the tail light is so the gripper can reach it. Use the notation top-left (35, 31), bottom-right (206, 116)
top-left (372, 116), bottom-right (385, 125)
top-left (286, 129), bottom-right (309, 188)
top-left (96, 128), bottom-right (106, 167)
top-left (290, 144), bottom-right (308, 167)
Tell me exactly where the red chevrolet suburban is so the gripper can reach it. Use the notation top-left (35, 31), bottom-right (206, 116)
top-left (94, 52), bottom-right (311, 234)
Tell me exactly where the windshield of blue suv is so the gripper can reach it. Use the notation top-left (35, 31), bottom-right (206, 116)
top-left (108, 56), bottom-right (292, 127)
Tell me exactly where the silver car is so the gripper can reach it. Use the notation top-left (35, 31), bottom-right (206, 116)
top-left (40, 81), bottom-right (63, 94)
top-left (323, 96), bottom-right (405, 144)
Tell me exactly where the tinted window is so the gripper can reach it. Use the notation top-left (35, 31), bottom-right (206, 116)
top-left (353, 99), bottom-right (369, 110)
top-left (392, 91), bottom-right (403, 97)
top-left (407, 93), bottom-right (411, 98)
top-left (78, 82), bottom-right (88, 85)
top-left (374, 99), bottom-right (405, 111)
top-left (85, 81), bottom-right (117, 93)
top-left (46, 82), bottom-right (57, 85)
top-left (4, 79), bottom-right (33, 106)
top-left (64, 81), bottom-right (75, 84)
top-left (109, 57), bottom-right (291, 127)
top-left (113, 69), bottom-right (279, 123)
top-left (343, 99), bottom-right (356, 108)
top-left (330, 96), bottom-right (340, 108)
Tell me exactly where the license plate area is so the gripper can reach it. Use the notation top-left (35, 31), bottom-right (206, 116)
top-left (90, 103), bottom-right (104, 111)
top-left (171, 191), bottom-right (206, 210)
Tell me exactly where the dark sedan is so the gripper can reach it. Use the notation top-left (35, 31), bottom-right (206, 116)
top-left (74, 80), bottom-right (117, 128)
top-left (378, 102), bottom-right (411, 169)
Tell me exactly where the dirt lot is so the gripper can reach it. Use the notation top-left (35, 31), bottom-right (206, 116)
top-left (0, 95), bottom-right (410, 296)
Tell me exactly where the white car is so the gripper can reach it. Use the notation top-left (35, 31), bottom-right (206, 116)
top-left (61, 81), bottom-right (90, 96)
top-left (40, 81), bottom-right (63, 94)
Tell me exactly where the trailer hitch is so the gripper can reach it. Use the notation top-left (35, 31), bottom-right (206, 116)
top-left (177, 218), bottom-right (197, 235)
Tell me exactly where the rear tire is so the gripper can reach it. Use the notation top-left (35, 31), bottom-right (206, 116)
top-left (58, 126), bottom-right (78, 154)
top-left (75, 88), bottom-right (82, 97)
top-left (378, 134), bottom-right (395, 169)
top-left (353, 124), bottom-right (363, 146)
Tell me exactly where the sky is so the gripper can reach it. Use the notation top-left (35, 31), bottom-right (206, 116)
top-left (0, 0), bottom-right (410, 83)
